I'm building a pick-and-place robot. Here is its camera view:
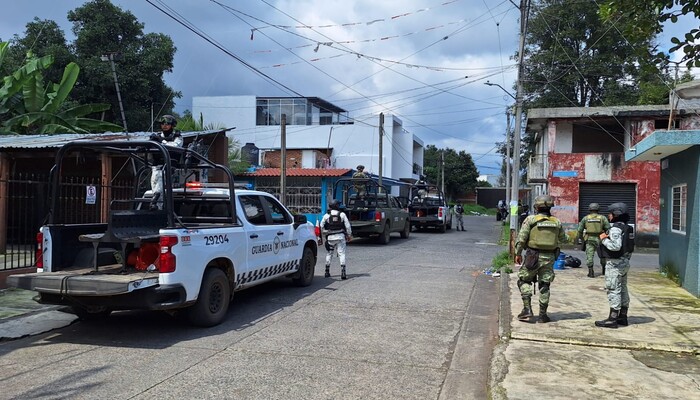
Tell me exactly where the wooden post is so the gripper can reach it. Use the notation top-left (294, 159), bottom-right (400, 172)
top-left (0, 153), bottom-right (9, 253)
top-left (101, 155), bottom-right (112, 223)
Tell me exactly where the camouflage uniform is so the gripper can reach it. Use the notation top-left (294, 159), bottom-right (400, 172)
top-left (352, 166), bottom-right (368, 197)
top-left (515, 199), bottom-right (567, 323)
top-left (595, 202), bottom-right (634, 328)
top-left (577, 209), bottom-right (611, 277)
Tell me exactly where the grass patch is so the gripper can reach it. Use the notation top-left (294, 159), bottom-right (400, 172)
top-left (490, 250), bottom-right (513, 274)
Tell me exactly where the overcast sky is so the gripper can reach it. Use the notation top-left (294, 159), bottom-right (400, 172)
top-left (0, 0), bottom-right (694, 175)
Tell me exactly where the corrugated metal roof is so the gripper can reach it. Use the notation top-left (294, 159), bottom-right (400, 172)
top-left (0, 129), bottom-right (226, 150)
top-left (242, 168), bottom-right (352, 177)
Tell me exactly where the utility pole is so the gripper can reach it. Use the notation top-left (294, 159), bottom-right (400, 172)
top-left (280, 114), bottom-right (287, 205)
top-left (378, 113), bottom-right (384, 191)
top-left (100, 52), bottom-right (128, 132)
top-left (505, 109), bottom-right (512, 209)
top-left (440, 150), bottom-right (445, 194)
top-left (509, 0), bottom-right (531, 251)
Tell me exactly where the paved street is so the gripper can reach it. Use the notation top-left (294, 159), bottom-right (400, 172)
top-left (0, 215), bottom-right (503, 399)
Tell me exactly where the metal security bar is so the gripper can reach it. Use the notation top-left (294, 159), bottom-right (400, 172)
top-left (255, 177), bottom-right (323, 215)
top-left (1, 173), bottom-right (132, 271)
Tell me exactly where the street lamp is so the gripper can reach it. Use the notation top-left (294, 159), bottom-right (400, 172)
top-left (101, 52), bottom-right (128, 132)
top-left (485, 81), bottom-right (516, 100)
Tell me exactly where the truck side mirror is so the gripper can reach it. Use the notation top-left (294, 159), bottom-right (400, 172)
top-left (293, 214), bottom-right (307, 228)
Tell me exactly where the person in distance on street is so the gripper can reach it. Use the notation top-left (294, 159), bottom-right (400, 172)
top-left (577, 202), bottom-right (611, 278)
top-left (320, 200), bottom-right (352, 280)
top-left (514, 195), bottom-right (567, 323)
top-left (595, 203), bottom-right (635, 329)
top-left (454, 201), bottom-right (465, 231)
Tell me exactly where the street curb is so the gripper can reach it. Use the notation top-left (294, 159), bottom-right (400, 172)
top-left (488, 271), bottom-right (511, 400)
top-left (510, 332), bottom-right (700, 354)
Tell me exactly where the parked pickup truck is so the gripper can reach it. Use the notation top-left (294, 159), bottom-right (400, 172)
top-left (408, 183), bottom-right (451, 232)
top-left (8, 140), bottom-right (318, 327)
top-left (332, 177), bottom-right (410, 244)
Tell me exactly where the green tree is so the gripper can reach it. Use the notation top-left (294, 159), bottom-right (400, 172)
top-left (0, 42), bottom-right (123, 134)
top-left (522, 0), bottom-right (666, 108)
top-left (67, 0), bottom-right (180, 131)
top-left (423, 145), bottom-right (479, 200)
top-left (1, 18), bottom-right (74, 86)
top-left (600, 0), bottom-right (700, 68)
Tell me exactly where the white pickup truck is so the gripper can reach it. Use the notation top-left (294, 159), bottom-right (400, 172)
top-left (8, 140), bottom-right (318, 327)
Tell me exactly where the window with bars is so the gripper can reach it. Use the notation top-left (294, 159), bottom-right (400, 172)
top-left (671, 184), bottom-right (687, 234)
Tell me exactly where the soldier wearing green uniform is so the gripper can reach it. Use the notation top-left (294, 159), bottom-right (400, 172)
top-left (514, 195), bottom-right (568, 323)
top-left (577, 203), bottom-right (611, 278)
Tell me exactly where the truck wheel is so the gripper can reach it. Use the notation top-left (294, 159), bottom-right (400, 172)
top-left (400, 219), bottom-right (410, 238)
top-left (378, 223), bottom-right (391, 244)
top-left (186, 268), bottom-right (230, 327)
top-left (72, 305), bottom-right (111, 321)
top-left (439, 222), bottom-right (447, 233)
top-left (293, 247), bottom-right (315, 287)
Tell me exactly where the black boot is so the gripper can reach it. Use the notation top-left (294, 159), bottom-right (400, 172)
top-left (601, 265), bottom-right (606, 276)
top-left (341, 265), bottom-right (347, 280)
top-left (517, 298), bottom-right (533, 321)
top-left (595, 308), bottom-right (619, 328)
top-left (324, 264), bottom-right (331, 278)
top-left (537, 303), bottom-right (550, 323)
top-left (587, 267), bottom-right (595, 278)
top-left (617, 306), bottom-right (628, 326)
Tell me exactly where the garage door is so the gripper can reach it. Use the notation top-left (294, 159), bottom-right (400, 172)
top-left (578, 183), bottom-right (636, 224)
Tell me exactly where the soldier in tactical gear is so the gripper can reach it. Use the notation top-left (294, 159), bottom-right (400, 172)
top-left (577, 202), bottom-right (611, 278)
top-left (454, 201), bottom-right (465, 231)
top-left (352, 165), bottom-right (369, 198)
top-left (595, 202), bottom-right (635, 329)
top-left (149, 115), bottom-right (183, 209)
top-left (320, 199), bottom-right (352, 279)
top-left (514, 195), bottom-right (567, 323)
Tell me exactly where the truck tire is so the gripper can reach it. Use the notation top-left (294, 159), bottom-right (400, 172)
top-left (400, 219), bottom-right (410, 238)
top-left (186, 268), bottom-right (230, 327)
top-left (439, 222), bottom-right (447, 233)
top-left (378, 222), bottom-right (391, 244)
top-left (292, 247), bottom-right (316, 287)
top-left (72, 305), bottom-right (111, 321)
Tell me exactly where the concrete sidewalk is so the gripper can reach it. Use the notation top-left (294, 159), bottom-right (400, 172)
top-left (0, 287), bottom-right (77, 340)
top-left (491, 249), bottom-right (700, 400)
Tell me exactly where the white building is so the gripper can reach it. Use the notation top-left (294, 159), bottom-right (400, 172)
top-left (192, 96), bottom-right (424, 181)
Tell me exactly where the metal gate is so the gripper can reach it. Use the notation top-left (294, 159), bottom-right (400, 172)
top-left (255, 177), bottom-right (322, 215)
top-left (1, 173), bottom-right (133, 271)
top-left (578, 183), bottom-right (636, 224)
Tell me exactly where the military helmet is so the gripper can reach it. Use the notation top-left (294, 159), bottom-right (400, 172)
top-left (159, 115), bottom-right (177, 127)
top-left (607, 202), bottom-right (627, 216)
top-left (533, 195), bottom-right (554, 210)
top-left (589, 202), bottom-right (600, 211)
top-left (356, 165), bottom-right (364, 171)
top-left (328, 199), bottom-right (340, 210)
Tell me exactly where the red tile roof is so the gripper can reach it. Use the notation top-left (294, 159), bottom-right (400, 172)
top-left (241, 168), bottom-right (353, 177)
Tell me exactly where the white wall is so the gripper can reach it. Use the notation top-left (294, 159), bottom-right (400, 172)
top-left (193, 96), bottom-right (423, 181)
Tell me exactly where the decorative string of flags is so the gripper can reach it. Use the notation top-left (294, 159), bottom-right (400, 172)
top-left (248, 0), bottom-right (461, 38)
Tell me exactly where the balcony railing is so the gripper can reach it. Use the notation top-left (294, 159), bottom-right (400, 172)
top-left (527, 155), bottom-right (547, 183)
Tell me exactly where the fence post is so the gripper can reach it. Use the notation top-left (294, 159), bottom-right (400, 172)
top-left (0, 153), bottom-right (9, 253)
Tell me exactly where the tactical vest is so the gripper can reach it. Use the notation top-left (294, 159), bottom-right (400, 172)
top-left (527, 215), bottom-right (560, 251)
top-left (325, 211), bottom-right (346, 234)
top-left (600, 222), bottom-right (635, 259)
top-left (455, 205), bottom-right (464, 214)
top-left (583, 213), bottom-right (604, 234)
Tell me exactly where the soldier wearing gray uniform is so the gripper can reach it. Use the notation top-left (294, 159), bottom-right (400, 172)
top-left (514, 195), bottom-right (568, 323)
top-left (577, 203), bottom-right (611, 278)
top-left (321, 200), bottom-right (352, 280)
top-left (595, 203), bottom-right (635, 328)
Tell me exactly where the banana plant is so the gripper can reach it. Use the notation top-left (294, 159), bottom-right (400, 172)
top-left (0, 41), bottom-right (123, 134)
